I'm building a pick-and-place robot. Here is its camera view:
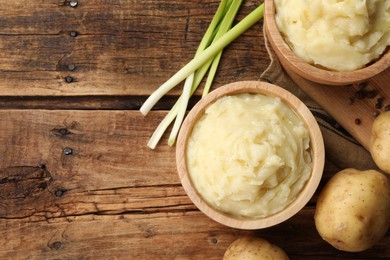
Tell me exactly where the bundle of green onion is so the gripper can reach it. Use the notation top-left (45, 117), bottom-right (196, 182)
top-left (140, 1), bottom-right (264, 149)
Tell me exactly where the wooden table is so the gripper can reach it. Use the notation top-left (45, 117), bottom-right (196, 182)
top-left (0, 1), bottom-right (388, 259)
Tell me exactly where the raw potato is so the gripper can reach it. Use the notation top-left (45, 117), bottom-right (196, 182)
top-left (370, 111), bottom-right (390, 174)
top-left (315, 168), bottom-right (390, 252)
top-left (223, 236), bottom-right (289, 260)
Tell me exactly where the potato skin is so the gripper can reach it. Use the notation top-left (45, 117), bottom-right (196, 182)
top-left (315, 169), bottom-right (390, 252)
top-left (223, 236), bottom-right (289, 260)
top-left (370, 111), bottom-right (390, 174)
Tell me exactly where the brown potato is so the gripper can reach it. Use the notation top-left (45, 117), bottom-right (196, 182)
top-left (223, 236), bottom-right (289, 260)
top-left (315, 168), bottom-right (390, 252)
top-left (370, 111), bottom-right (390, 174)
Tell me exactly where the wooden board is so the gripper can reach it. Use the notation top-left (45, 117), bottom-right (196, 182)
top-left (0, 0), bottom-right (267, 96)
top-left (1, 0), bottom-right (389, 259)
top-left (0, 110), bottom-right (389, 260)
top-left (284, 68), bottom-right (390, 151)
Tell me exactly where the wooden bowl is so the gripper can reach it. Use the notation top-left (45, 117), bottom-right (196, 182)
top-left (176, 81), bottom-right (325, 229)
top-left (264, 0), bottom-right (390, 86)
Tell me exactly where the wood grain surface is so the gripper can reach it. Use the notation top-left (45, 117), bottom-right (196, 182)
top-left (1, 110), bottom-right (388, 260)
top-left (0, 1), bottom-right (389, 259)
top-left (0, 0), bottom-right (267, 96)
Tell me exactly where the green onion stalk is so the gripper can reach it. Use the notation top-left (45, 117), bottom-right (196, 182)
top-left (141, 2), bottom-right (265, 149)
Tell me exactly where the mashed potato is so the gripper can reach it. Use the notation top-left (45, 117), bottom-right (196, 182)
top-left (186, 93), bottom-right (312, 218)
top-left (274, 0), bottom-right (390, 71)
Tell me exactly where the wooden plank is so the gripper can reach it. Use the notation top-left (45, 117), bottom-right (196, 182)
top-left (0, 0), bottom-right (268, 96)
top-left (0, 213), bottom-right (235, 260)
top-left (0, 110), bottom-right (389, 259)
top-left (1, 207), bottom-right (389, 259)
top-left (1, 1), bottom-right (388, 259)
top-left (0, 110), bottom-right (176, 189)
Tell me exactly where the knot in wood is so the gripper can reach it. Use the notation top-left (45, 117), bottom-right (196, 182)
top-left (0, 165), bottom-right (52, 201)
top-left (50, 241), bottom-right (62, 250)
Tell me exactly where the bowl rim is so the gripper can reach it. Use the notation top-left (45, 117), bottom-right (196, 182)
top-left (264, 0), bottom-right (390, 86)
top-left (176, 81), bottom-right (325, 230)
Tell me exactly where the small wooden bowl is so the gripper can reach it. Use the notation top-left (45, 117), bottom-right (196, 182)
top-left (176, 81), bottom-right (325, 229)
top-left (264, 0), bottom-right (390, 86)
